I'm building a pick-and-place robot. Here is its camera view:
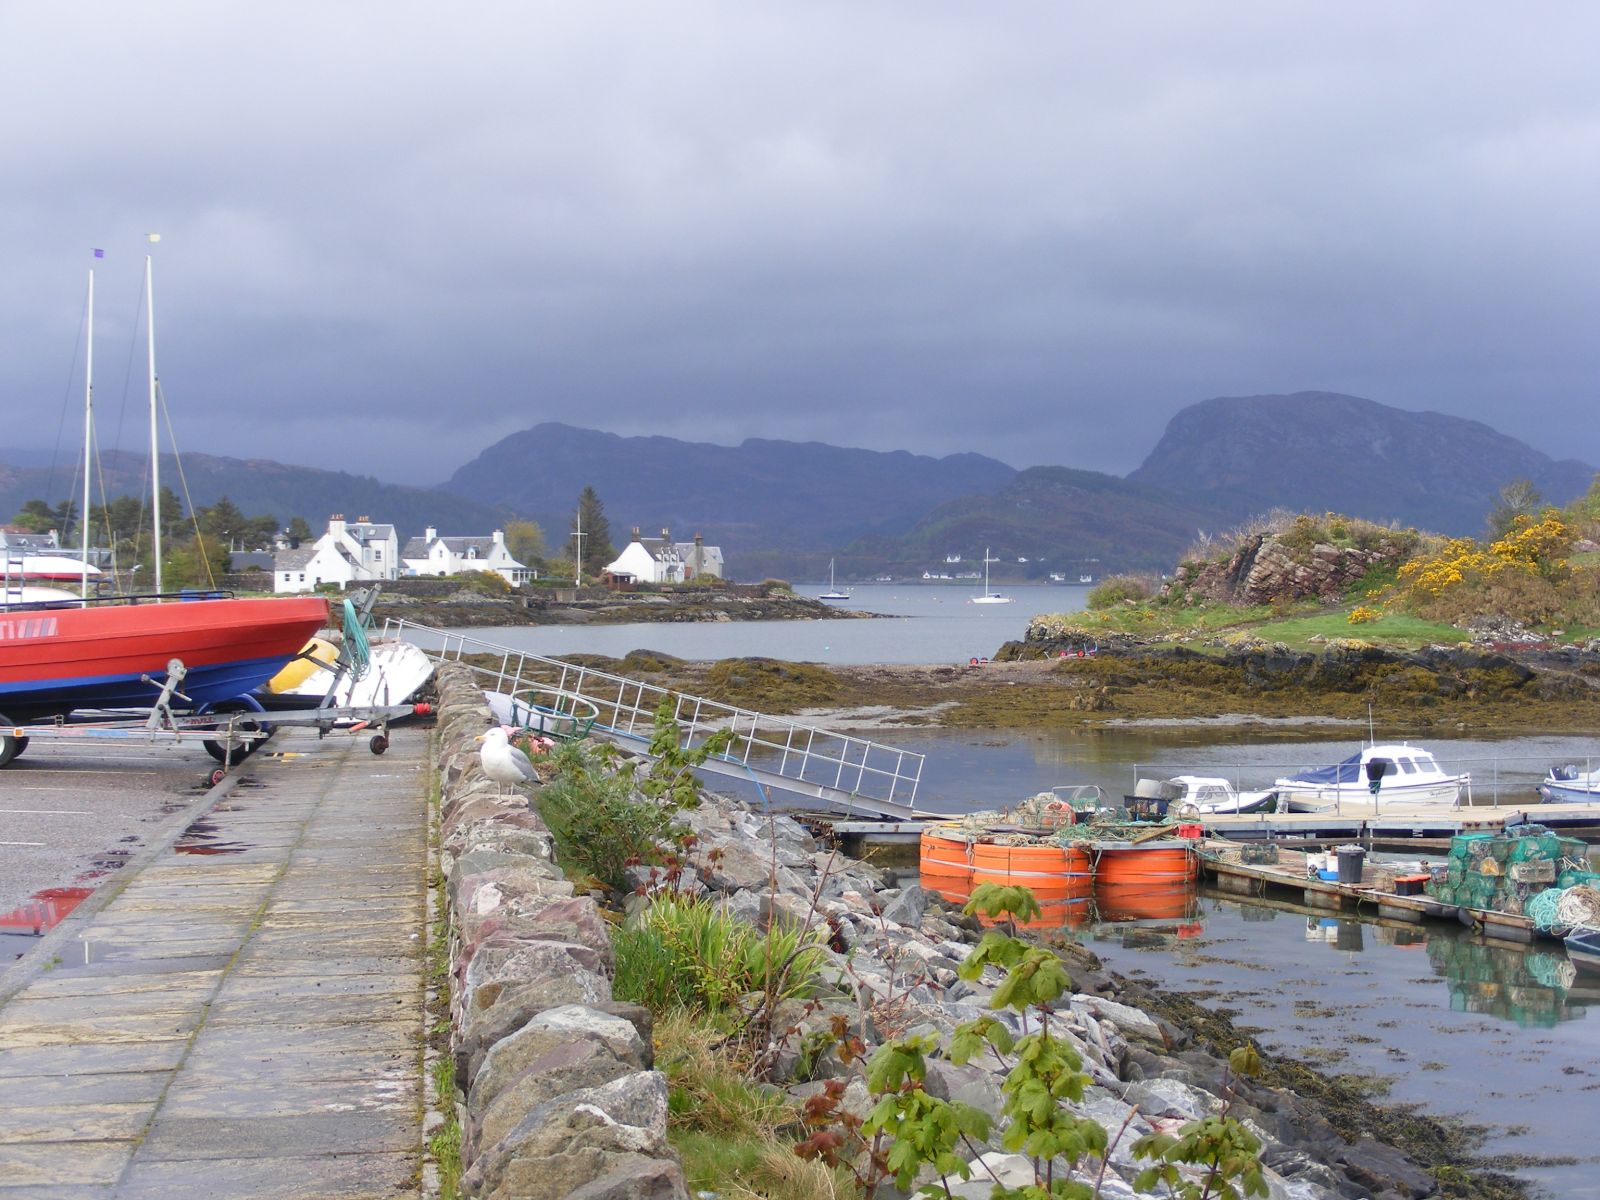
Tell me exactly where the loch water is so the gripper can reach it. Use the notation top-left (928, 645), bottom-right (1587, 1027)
top-left (442, 585), bottom-right (1600, 1195)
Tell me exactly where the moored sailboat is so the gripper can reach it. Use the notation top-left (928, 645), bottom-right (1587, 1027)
top-left (0, 247), bottom-right (327, 730)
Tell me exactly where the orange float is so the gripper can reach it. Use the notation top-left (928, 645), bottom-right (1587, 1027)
top-left (919, 829), bottom-right (975, 882)
top-left (970, 841), bottom-right (1092, 900)
top-left (1092, 842), bottom-right (1198, 886)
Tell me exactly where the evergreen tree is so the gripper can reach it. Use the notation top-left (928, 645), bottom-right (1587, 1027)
top-left (568, 486), bottom-right (615, 579)
top-left (285, 516), bottom-right (315, 545)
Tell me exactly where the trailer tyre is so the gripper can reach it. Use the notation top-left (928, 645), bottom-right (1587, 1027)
top-left (200, 698), bottom-right (270, 765)
top-left (0, 735), bottom-right (28, 768)
top-left (369, 734), bottom-right (389, 756)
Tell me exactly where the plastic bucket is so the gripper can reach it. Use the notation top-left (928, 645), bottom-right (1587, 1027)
top-left (1336, 846), bottom-right (1366, 884)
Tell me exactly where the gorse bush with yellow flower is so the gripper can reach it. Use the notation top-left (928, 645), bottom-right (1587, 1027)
top-left (1394, 511), bottom-right (1595, 626)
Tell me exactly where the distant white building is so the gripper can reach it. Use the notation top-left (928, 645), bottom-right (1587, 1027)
top-left (400, 527), bottom-right (530, 584)
top-left (605, 528), bottom-right (724, 585)
top-left (273, 515), bottom-right (398, 593)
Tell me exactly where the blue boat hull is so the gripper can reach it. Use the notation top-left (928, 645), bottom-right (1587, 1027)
top-left (0, 655), bottom-right (294, 722)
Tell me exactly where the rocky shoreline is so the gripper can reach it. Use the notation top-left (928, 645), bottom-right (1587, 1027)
top-left (376, 585), bottom-right (874, 629)
top-left (431, 662), bottom-right (1518, 1199)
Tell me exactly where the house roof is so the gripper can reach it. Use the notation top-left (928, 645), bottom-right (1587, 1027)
top-left (274, 547), bottom-right (316, 570)
top-left (399, 534), bottom-right (526, 569)
top-left (341, 523), bottom-right (395, 544)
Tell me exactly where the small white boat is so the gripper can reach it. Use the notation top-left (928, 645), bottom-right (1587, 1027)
top-left (266, 639), bottom-right (434, 711)
top-left (1541, 764), bottom-right (1600, 804)
top-left (1163, 775), bottom-right (1277, 816)
top-left (3, 554), bottom-right (101, 581)
top-left (968, 548), bottom-right (1012, 605)
top-left (818, 558), bottom-right (850, 601)
top-left (1275, 743), bottom-right (1467, 811)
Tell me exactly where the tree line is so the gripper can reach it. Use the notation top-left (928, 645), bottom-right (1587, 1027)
top-left (9, 484), bottom-right (625, 587)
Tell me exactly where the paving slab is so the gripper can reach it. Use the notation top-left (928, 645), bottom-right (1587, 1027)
top-left (0, 727), bottom-right (428, 1198)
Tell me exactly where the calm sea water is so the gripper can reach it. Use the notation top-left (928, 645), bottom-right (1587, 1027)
top-left (452, 582), bottom-right (1082, 664)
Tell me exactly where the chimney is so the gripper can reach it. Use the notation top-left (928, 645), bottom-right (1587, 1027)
top-left (329, 514), bottom-right (346, 538)
top-left (661, 527), bottom-right (670, 542)
top-left (357, 515), bottom-right (370, 523)
top-left (492, 529), bottom-right (504, 544)
top-left (632, 526), bottom-right (641, 541)
top-left (425, 526), bottom-right (437, 542)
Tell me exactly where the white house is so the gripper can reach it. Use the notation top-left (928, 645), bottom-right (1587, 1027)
top-left (605, 528), bottom-right (724, 584)
top-left (273, 515), bottom-right (399, 593)
top-left (400, 527), bottom-right (530, 584)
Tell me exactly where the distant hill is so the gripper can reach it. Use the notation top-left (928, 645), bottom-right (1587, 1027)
top-left (1127, 392), bottom-right (1597, 536)
top-left (0, 450), bottom-right (506, 539)
top-left (439, 423), bottom-right (1017, 557)
top-left (845, 466), bottom-right (1223, 578)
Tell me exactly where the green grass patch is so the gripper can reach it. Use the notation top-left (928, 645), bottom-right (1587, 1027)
top-left (1250, 611), bottom-right (1468, 649)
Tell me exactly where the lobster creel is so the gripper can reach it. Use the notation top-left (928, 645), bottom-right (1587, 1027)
top-left (970, 841), bottom-right (1092, 900)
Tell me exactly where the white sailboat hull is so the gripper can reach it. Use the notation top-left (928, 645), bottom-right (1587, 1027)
top-left (1277, 777), bottom-right (1464, 812)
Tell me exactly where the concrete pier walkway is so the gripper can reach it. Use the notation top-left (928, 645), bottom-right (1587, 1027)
top-left (0, 727), bottom-right (429, 1199)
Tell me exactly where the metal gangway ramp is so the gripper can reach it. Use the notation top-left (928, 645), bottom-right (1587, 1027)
top-left (383, 618), bottom-right (928, 819)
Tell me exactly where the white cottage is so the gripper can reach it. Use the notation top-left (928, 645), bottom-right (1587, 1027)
top-left (400, 527), bottom-right (530, 584)
top-left (273, 515), bottom-right (399, 593)
top-left (605, 528), bottom-right (723, 584)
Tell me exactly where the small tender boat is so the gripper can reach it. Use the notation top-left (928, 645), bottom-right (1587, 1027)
top-left (1131, 774), bottom-right (1276, 817)
top-left (262, 638), bottom-right (433, 711)
top-left (1541, 764), bottom-right (1600, 804)
top-left (1275, 743), bottom-right (1467, 811)
top-left (1565, 927), bottom-right (1600, 974)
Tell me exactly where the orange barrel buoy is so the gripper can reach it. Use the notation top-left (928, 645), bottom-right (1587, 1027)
top-left (1093, 881), bottom-right (1199, 922)
top-left (1093, 843), bottom-right (1198, 886)
top-left (971, 841), bottom-right (1092, 900)
top-left (919, 829), bottom-right (975, 882)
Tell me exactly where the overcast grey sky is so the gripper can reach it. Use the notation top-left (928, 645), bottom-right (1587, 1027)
top-left (4, 3), bottom-right (1598, 485)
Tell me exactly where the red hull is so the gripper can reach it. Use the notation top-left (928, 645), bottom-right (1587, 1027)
top-left (0, 596), bottom-right (329, 718)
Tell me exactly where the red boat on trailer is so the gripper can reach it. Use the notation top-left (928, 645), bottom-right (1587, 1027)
top-left (0, 594), bottom-right (329, 725)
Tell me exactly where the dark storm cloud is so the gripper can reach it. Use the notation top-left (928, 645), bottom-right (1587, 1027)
top-left (4, 3), bottom-right (1598, 484)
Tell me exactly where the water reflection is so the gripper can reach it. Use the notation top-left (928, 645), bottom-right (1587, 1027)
top-left (929, 871), bottom-right (1595, 1031)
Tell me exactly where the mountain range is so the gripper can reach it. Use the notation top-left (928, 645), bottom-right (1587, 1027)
top-left (3, 393), bottom-right (1592, 579)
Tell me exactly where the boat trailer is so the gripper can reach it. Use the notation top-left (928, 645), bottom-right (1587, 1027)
top-left (0, 658), bottom-right (430, 785)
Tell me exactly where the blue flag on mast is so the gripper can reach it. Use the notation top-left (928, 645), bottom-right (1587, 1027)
top-left (92, 248), bottom-right (104, 258)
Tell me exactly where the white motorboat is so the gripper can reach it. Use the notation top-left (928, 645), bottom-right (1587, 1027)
top-left (818, 558), bottom-right (850, 601)
top-left (1541, 763), bottom-right (1600, 804)
top-left (968, 548), bottom-right (1012, 605)
top-left (1129, 774), bottom-right (1277, 817)
top-left (1275, 743), bottom-right (1467, 811)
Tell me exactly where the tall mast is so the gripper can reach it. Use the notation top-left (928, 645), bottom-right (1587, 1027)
top-left (146, 244), bottom-right (161, 595)
top-left (81, 265), bottom-right (94, 601)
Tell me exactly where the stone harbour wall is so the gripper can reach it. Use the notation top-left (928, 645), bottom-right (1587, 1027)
top-left (434, 659), bottom-right (1450, 1200)
top-left (433, 662), bottom-right (685, 1200)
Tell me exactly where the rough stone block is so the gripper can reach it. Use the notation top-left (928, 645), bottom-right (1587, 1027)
top-left (468, 1072), bottom-right (672, 1200)
top-left (472, 1036), bottom-right (643, 1165)
top-left (471, 1006), bottom-right (648, 1112)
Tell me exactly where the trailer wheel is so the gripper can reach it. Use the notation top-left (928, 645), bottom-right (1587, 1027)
top-left (0, 735), bottom-right (28, 768)
top-left (199, 698), bottom-right (271, 765)
top-left (369, 734), bottom-right (390, 756)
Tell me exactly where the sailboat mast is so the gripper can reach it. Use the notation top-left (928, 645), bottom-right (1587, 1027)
top-left (146, 251), bottom-right (161, 595)
top-left (81, 265), bottom-right (94, 602)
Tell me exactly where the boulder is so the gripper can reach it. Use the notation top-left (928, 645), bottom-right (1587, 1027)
top-left (470, 1005), bottom-right (648, 1111)
top-left (472, 1036), bottom-right (643, 1165)
top-left (469, 1071), bottom-right (679, 1200)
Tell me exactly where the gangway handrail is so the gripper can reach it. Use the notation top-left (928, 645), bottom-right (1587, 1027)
top-left (383, 616), bottom-right (926, 811)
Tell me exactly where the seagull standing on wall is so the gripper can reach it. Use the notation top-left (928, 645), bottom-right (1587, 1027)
top-left (476, 727), bottom-right (539, 797)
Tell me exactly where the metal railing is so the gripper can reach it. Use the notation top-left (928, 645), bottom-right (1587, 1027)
top-left (384, 618), bottom-right (926, 809)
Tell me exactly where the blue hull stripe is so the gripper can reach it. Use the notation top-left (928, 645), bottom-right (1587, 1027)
top-left (0, 655), bottom-right (292, 712)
